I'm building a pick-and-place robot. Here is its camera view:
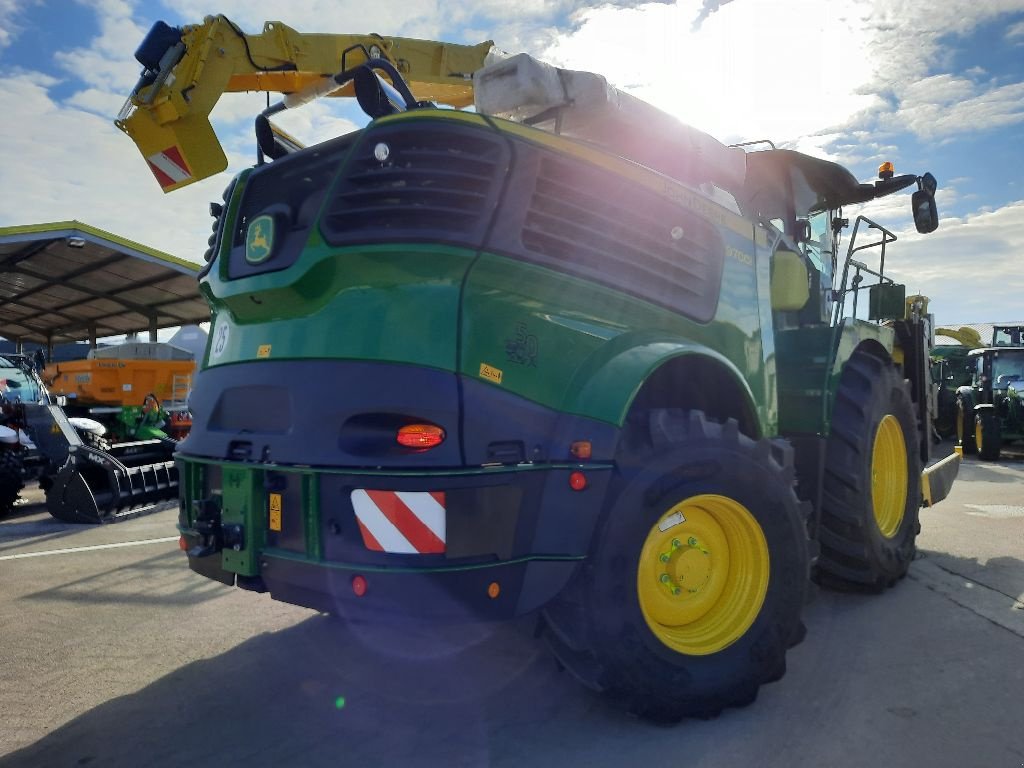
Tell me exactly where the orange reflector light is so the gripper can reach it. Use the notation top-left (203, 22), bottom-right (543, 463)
top-left (487, 582), bottom-right (501, 599)
top-left (396, 423), bottom-right (446, 450)
top-left (570, 440), bottom-right (592, 460)
top-left (178, 536), bottom-right (188, 551)
top-left (569, 471), bottom-right (587, 491)
top-left (352, 575), bottom-right (368, 597)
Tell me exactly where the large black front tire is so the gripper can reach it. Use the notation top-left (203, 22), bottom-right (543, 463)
top-left (0, 450), bottom-right (25, 518)
top-left (543, 410), bottom-right (810, 722)
top-left (818, 352), bottom-right (921, 591)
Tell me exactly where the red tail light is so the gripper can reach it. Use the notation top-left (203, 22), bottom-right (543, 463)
top-left (396, 423), bottom-right (445, 450)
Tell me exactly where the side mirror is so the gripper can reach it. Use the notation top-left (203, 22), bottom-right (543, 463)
top-left (912, 188), bottom-right (938, 234)
top-left (921, 172), bottom-right (937, 197)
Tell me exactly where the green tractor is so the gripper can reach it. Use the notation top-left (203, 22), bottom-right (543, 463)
top-left (118, 19), bottom-right (961, 721)
top-left (956, 326), bottom-right (1024, 460)
top-left (932, 327), bottom-right (982, 439)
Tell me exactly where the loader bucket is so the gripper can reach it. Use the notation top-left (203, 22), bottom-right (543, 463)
top-left (46, 441), bottom-right (178, 523)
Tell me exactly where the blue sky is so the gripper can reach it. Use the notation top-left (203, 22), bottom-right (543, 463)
top-left (1, 0), bottom-right (1022, 327)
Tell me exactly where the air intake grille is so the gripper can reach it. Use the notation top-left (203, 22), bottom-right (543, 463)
top-left (321, 125), bottom-right (506, 246)
top-left (521, 155), bottom-right (725, 322)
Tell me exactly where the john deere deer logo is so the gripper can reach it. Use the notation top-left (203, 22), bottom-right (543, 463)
top-left (246, 215), bottom-right (275, 264)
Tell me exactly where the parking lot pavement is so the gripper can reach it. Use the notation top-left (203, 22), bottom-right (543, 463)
top-left (1, 447), bottom-right (1022, 768)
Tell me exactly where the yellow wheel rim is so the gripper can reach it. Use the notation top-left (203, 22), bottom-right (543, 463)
top-left (871, 415), bottom-right (908, 538)
top-left (636, 494), bottom-right (769, 656)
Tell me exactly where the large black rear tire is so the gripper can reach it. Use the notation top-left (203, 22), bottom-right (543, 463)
top-left (543, 410), bottom-right (809, 722)
top-left (818, 352), bottom-right (921, 591)
top-left (0, 449), bottom-right (25, 518)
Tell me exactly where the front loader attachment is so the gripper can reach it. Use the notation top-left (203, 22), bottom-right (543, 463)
top-left (46, 441), bottom-right (178, 523)
top-left (22, 403), bottom-right (178, 523)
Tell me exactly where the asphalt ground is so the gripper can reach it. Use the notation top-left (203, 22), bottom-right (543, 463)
top-left (1, 441), bottom-right (1022, 768)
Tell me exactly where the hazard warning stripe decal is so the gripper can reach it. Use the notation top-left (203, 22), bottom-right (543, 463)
top-left (146, 146), bottom-right (192, 189)
top-left (351, 490), bottom-right (446, 554)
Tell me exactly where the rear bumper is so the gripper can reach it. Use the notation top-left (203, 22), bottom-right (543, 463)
top-left (243, 553), bottom-right (581, 620)
top-left (178, 459), bottom-right (611, 619)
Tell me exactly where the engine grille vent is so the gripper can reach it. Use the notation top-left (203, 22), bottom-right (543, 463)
top-left (321, 125), bottom-right (506, 246)
top-left (520, 154), bottom-right (725, 322)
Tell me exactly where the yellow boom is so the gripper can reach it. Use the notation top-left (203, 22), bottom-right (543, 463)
top-left (115, 15), bottom-right (494, 192)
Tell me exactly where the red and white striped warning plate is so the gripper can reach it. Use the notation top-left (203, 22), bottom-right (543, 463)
top-left (146, 146), bottom-right (192, 190)
top-left (351, 490), bottom-right (446, 554)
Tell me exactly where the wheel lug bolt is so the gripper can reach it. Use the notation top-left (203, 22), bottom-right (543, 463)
top-left (671, 539), bottom-right (681, 549)
top-left (660, 574), bottom-right (671, 584)
top-left (659, 553), bottom-right (670, 563)
top-left (688, 536), bottom-right (697, 547)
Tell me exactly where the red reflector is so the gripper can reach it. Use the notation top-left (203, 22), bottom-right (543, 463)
top-left (570, 440), bottom-right (592, 459)
top-left (178, 536), bottom-right (188, 551)
top-left (396, 423), bottom-right (446, 450)
top-left (569, 471), bottom-right (587, 491)
top-left (487, 582), bottom-right (501, 599)
top-left (352, 575), bottom-right (368, 597)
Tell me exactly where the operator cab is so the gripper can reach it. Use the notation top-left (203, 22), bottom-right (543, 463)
top-left (737, 148), bottom-right (938, 328)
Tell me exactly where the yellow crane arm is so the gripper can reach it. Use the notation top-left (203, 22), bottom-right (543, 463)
top-left (935, 327), bottom-right (984, 349)
top-left (115, 16), bottom-right (494, 192)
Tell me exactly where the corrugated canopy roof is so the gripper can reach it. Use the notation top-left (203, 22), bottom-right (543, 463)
top-left (0, 221), bottom-right (209, 346)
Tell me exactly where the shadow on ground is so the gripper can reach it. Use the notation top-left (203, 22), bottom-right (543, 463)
top-left (0, 610), bottom-right (609, 768)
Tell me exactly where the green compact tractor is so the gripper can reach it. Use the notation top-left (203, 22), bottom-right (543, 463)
top-left (118, 18), bottom-right (961, 721)
top-left (956, 326), bottom-right (1024, 460)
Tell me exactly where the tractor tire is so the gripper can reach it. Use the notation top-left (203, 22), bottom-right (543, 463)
top-left (817, 352), bottom-right (921, 591)
top-left (542, 410), bottom-right (810, 722)
top-left (0, 450), bottom-right (25, 518)
top-left (976, 410), bottom-right (1001, 461)
top-left (956, 395), bottom-right (976, 454)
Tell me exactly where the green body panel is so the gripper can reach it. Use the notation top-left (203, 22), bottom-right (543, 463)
top-left (203, 241), bottom-right (476, 372)
top-left (459, 250), bottom-right (769, 428)
top-left (776, 319), bottom-right (894, 435)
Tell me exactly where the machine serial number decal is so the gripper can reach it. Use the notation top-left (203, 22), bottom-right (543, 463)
top-left (269, 493), bottom-right (282, 531)
top-left (726, 246), bottom-right (754, 267)
top-left (479, 363), bottom-right (503, 384)
top-left (257, 344), bottom-right (272, 358)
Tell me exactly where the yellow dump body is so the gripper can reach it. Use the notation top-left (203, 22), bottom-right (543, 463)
top-left (44, 358), bottom-right (195, 407)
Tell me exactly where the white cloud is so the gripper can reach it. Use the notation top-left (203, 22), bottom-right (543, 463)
top-left (0, 0), bottom-right (41, 50)
top-left (854, 199), bottom-right (1024, 325)
top-left (0, 69), bottom-right (218, 263)
top-left (542, 0), bottom-right (881, 145)
top-left (67, 87), bottom-right (128, 117)
top-left (1006, 19), bottom-right (1024, 39)
top-left (53, 1), bottom-right (147, 92)
top-left (161, 1), bottom-right (450, 41)
top-left (879, 76), bottom-right (1024, 140)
